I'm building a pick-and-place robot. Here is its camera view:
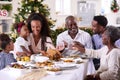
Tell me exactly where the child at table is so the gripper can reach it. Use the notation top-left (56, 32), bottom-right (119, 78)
top-left (14, 22), bottom-right (33, 57)
top-left (0, 33), bottom-right (17, 70)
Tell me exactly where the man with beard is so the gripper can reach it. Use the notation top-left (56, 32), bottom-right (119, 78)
top-left (92, 16), bottom-right (108, 50)
top-left (91, 15), bottom-right (108, 70)
top-left (56, 15), bottom-right (93, 56)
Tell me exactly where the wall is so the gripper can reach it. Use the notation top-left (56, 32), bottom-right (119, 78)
top-left (12, 0), bottom-right (120, 29)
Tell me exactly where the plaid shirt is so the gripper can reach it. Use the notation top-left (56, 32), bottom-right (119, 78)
top-left (0, 51), bottom-right (17, 70)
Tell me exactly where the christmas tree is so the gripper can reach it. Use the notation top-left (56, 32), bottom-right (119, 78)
top-left (13, 0), bottom-right (55, 27)
top-left (10, 0), bottom-right (55, 42)
top-left (111, 0), bottom-right (119, 13)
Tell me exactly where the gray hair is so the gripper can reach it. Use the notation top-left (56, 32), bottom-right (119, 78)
top-left (105, 26), bottom-right (120, 44)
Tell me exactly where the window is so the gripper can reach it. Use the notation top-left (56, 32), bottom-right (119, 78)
top-left (77, 1), bottom-right (95, 27)
top-left (101, 0), bottom-right (111, 14)
top-left (55, 0), bottom-right (71, 15)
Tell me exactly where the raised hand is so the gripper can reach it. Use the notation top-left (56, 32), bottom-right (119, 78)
top-left (56, 42), bottom-right (65, 51)
top-left (72, 41), bottom-right (85, 53)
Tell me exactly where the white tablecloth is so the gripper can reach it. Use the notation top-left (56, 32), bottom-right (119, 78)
top-left (0, 59), bottom-right (95, 80)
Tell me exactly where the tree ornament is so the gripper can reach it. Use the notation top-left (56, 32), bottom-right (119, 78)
top-left (111, 0), bottom-right (119, 13)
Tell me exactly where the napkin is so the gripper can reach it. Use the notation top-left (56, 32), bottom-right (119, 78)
top-left (16, 69), bottom-right (47, 80)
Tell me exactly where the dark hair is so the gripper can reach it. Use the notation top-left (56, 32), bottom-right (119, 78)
top-left (0, 33), bottom-right (11, 49)
top-left (105, 26), bottom-right (120, 44)
top-left (27, 13), bottom-right (50, 50)
top-left (65, 15), bottom-right (75, 23)
top-left (93, 15), bottom-right (108, 28)
top-left (14, 22), bottom-right (26, 33)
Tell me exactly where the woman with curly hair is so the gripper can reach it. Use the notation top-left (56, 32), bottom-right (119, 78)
top-left (27, 13), bottom-right (55, 54)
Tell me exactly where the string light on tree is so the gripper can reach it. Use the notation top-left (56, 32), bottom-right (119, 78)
top-left (38, 0), bottom-right (41, 2)
top-left (13, 0), bottom-right (55, 26)
top-left (25, 1), bottom-right (28, 4)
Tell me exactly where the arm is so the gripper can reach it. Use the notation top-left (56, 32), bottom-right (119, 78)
top-left (0, 54), bottom-right (5, 70)
top-left (85, 48), bottom-right (103, 58)
top-left (73, 42), bottom-right (107, 58)
top-left (85, 34), bottom-right (93, 49)
top-left (29, 45), bottom-right (34, 54)
top-left (56, 34), bottom-right (67, 52)
top-left (46, 37), bottom-right (56, 49)
top-left (97, 50), bottom-right (119, 80)
top-left (5, 53), bottom-right (17, 66)
top-left (21, 46), bottom-right (32, 57)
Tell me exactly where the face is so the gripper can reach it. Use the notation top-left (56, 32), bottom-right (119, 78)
top-left (102, 31), bottom-right (109, 45)
top-left (66, 19), bottom-right (78, 34)
top-left (6, 41), bottom-right (14, 51)
top-left (92, 20), bottom-right (101, 34)
top-left (31, 20), bottom-right (42, 36)
top-left (20, 25), bottom-right (29, 37)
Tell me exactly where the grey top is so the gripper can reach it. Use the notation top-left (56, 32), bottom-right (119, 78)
top-left (0, 51), bottom-right (17, 70)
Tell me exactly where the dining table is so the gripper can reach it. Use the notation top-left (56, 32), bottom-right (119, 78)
top-left (0, 58), bottom-right (95, 80)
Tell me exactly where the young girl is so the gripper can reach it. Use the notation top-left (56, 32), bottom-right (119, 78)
top-left (14, 22), bottom-right (33, 57)
top-left (0, 33), bottom-right (17, 70)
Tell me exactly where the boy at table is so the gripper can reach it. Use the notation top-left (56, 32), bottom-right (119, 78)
top-left (0, 33), bottom-right (17, 70)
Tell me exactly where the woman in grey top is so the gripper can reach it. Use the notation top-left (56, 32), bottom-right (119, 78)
top-left (73, 26), bottom-right (120, 80)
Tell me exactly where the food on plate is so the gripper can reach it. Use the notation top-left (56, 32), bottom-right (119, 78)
top-left (46, 49), bottom-right (62, 61)
top-left (16, 56), bottom-right (30, 62)
top-left (36, 61), bottom-right (54, 67)
top-left (11, 63), bottom-right (25, 69)
top-left (45, 67), bottom-right (61, 72)
top-left (63, 59), bottom-right (74, 62)
top-left (61, 58), bottom-right (74, 63)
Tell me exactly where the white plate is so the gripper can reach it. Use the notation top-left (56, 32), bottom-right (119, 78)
top-left (74, 58), bottom-right (83, 63)
top-left (61, 58), bottom-right (74, 60)
top-left (44, 66), bottom-right (61, 75)
top-left (56, 63), bottom-right (76, 69)
top-left (17, 61), bottom-right (28, 65)
top-left (46, 71), bottom-right (62, 75)
top-left (31, 54), bottom-right (49, 62)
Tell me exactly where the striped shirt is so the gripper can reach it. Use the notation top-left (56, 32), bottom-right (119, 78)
top-left (0, 51), bottom-right (17, 70)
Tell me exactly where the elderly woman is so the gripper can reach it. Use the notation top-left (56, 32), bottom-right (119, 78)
top-left (27, 13), bottom-right (55, 54)
top-left (73, 26), bottom-right (120, 80)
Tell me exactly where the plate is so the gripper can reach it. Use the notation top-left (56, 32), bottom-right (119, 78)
top-left (8, 63), bottom-right (26, 70)
top-left (80, 55), bottom-right (88, 59)
top-left (61, 58), bottom-right (74, 60)
top-left (46, 71), bottom-right (62, 75)
top-left (74, 58), bottom-right (83, 62)
top-left (60, 58), bottom-right (74, 62)
top-left (44, 66), bottom-right (61, 75)
top-left (17, 61), bottom-right (28, 65)
top-left (31, 54), bottom-right (49, 62)
top-left (56, 63), bottom-right (76, 69)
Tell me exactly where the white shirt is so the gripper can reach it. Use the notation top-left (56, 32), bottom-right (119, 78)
top-left (29, 33), bottom-right (55, 54)
top-left (85, 46), bottom-right (120, 80)
top-left (56, 30), bottom-right (93, 56)
top-left (14, 37), bottom-right (30, 53)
